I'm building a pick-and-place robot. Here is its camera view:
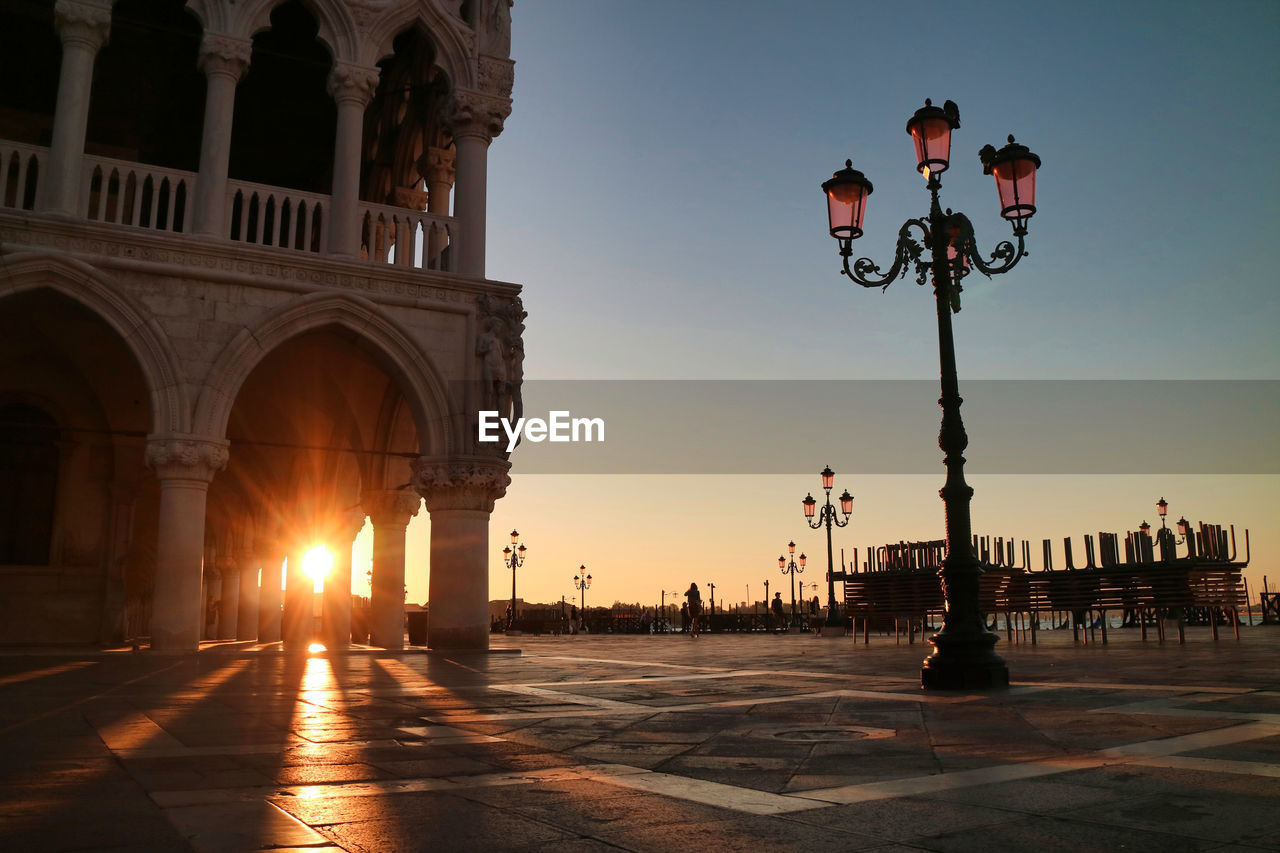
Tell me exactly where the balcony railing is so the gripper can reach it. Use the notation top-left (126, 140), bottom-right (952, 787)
top-left (0, 140), bottom-right (458, 274)
top-left (1, 141), bottom-right (43, 211)
top-left (357, 201), bottom-right (455, 271)
top-left (227, 179), bottom-right (328, 253)
top-left (83, 154), bottom-right (194, 234)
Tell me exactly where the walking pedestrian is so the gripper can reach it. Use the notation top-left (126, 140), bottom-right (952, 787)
top-left (771, 592), bottom-right (786, 633)
top-left (684, 583), bottom-right (702, 639)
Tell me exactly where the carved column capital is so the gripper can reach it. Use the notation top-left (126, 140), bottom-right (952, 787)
top-left (145, 435), bottom-right (229, 483)
top-left (328, 62), bottom-right (381, 107)
top-left (53, 0), bottom-right (111, 51)
top-left (412, 456), bottom-right (510, 513)
top-left (443, 88), bottom-right (511, 142)
top-left (198, 33), bottom-right (252, 80)
top-left (422, 146), bottom-right (456, 186)
top-left (363, 490), bottom-right (421, 528)
top-left (333, 508), bottom-right (369, 542)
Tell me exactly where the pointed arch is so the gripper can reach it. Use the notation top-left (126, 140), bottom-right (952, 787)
top-left (0, 251), bottom-right (189, 434)
top-left (363, 3), bottom-right (475, 89)
top-left (231, 0), bottom-right (358, 63)
top-left (193, 291), bottom-right (451, 456)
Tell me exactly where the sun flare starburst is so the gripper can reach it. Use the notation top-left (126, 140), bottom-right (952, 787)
top-left (301, 545), bottom-right (333, 593)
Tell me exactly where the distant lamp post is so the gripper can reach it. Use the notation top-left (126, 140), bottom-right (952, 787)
top-left (802, 466), bottom-right (852, 628)
top-left (573, 566), bottom-right (592, 617)
top-left (778, 541), bottom-right (807, 624)
top-left (821, 100), bottom-right (1041, 688)
top-left (1177, 516), bottom-right (1191, 545)
top-left (1157, 497), bottom-right (1169, 532)
top-left (502, 529), bottom-right (526, 629)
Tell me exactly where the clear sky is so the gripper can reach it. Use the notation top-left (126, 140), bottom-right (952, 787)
top-left (364, 1), bottom-right (1280, 612)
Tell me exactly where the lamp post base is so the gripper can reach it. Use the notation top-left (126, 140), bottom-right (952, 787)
top-left (920, 632), bottom-right (1009, 689)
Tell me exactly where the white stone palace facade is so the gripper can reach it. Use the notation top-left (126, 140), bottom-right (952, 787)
top-left (0, 0), bottom-right (523, 651)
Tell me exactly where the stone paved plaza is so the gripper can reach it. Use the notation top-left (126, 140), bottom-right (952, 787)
top-left (2, 627), bottom-right (1279, 852)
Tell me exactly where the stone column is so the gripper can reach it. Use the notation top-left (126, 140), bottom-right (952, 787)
top-left (145, 436), bottom-right (228, 652)
top-left (235, 547), bottom-right (259, 641)
top-left (282, 543), bottom-right (311, 653)
top-left (365, 490), bottom-right (420, 649)
top-left (217, 556), bottom-right (239, 640)
top-left (322, 509), bottom-right (367, 650)
top-left (192, 33), bottom-right (251, 237)
top-left (257, 544), bottom-right (283, 643)
top-left (40, 0), bottom-right (111, 215)
top-left (326, 62), bottom-right (380, 257)
top-left (413, 457), bottom-right (510, 650)
top-left (443, 89), bottom-right (510, 278)
top-left (422, 146), bottom-right (455, 268)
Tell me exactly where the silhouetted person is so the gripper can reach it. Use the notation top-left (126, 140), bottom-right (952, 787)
top-left (684, 583), bottom-right (702, 639)
top-left (771, 592), bottom-right (786, 633)
top-left (680, 602), bottom-right (689, 632)
top-left (569, 604), bottom-right (578, 635)
top-left (204, 595), bottom-right (219, 640)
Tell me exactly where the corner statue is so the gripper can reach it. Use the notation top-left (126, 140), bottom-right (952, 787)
top-left (475, 295), bottom-right (527, 452)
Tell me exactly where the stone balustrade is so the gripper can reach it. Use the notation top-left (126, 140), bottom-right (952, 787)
top-left (357, 200), bottom-right (457, 271)
top-left (83, 153), bottom-right (195, 233)
top-left (0, 137), bottom-right (459, 274)
top-left (0, 141), bottom-right (45, 210)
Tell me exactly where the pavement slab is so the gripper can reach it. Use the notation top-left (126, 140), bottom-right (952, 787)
top-left (1, 627), bottom-right (1278, 851)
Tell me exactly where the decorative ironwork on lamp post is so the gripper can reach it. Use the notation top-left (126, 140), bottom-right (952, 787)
top-left (820, 99), bottom-right (1042, 688)
top-left (802, 466), bottom-right (853, 628)
top-left (778, 541), bottom-right (807, 625)
top-left (502, 529), bottom-right (526, 630)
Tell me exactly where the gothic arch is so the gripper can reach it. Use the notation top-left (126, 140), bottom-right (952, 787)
top-left (193, 291), bottom-right (451, 455)
top-left (227, 0), bottom-right (358, 64)
top-left (0, 252), bottom-right (188, 434)
top-left (364, 3), bottom-right (475, 89)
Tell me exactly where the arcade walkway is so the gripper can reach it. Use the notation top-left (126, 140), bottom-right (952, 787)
top-left (1, 629), bottom-right (1278, 851)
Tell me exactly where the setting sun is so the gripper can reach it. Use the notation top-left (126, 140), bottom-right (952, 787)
top-left (301, 546), bottom-right (333, 593)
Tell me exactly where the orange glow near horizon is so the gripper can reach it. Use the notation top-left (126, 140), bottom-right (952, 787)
top-left (302, 546), bottom-right (333, 594)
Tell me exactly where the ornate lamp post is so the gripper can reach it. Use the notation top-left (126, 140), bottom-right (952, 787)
top-left (778, 541), bottom-right (807, 624)
top-left (802, 466), bottom-right (853, 629)
top-left (501, 529), bottom-right (526, 629)
top-left (820, 99), bottom-right (1041, 689)
top-left (573, 566), bottom-right (592, 619)
top-left (1144, 501), bottom-right (1192, 560)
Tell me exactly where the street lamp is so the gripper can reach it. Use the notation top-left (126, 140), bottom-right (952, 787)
top-left (573, 566), bottom-right (592, 620)
top-left (821, 99), bottom-right (1041, 689)
top-left (802, 466), bottom-right (853, 629)
top-left (778, 541), bottom-right (807, 624)
top-left (501, 529), bottom-right (526, 630)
